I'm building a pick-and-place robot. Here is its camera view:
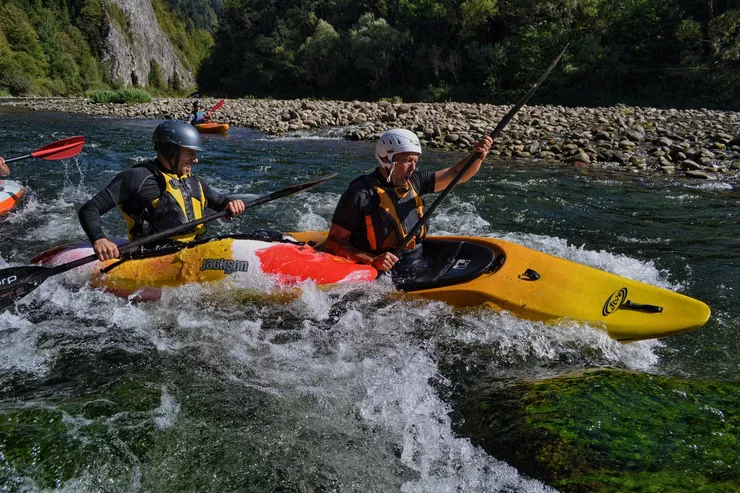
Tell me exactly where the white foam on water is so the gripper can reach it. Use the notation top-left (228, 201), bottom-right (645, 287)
top-left (427, 195), bottom-right (492, 236)
top-left (683, 180), bottom-right (734, 191)
top-left (153, 386), bottom-right (181, 430)
top-left (450, 310), bottom-right (663, 374)
top-left (296, 205), bottom-right (330, 232)
top-left (180, 285), bottom-right (559, 492)
top-left (0, 312), bottom-right (49, 376)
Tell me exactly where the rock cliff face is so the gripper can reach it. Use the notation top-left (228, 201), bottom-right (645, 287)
top-left (102, 0), bottom-right (194, 88)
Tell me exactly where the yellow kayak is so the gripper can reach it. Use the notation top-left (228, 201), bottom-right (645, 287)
top-left (31, 231), bottom-right (710, 341)
top-left (289, 232), bottom-right (710, 342)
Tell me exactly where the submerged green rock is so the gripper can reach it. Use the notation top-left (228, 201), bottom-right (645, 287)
top-left (452, 369), bottom-right (739, 492)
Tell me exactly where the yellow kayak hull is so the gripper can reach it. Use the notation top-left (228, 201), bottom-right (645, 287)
top-left (289, 232), bottom-right (711, 342)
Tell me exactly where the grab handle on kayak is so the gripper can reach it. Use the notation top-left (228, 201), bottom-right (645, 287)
top-left (622, 300), bottom-right (664, 313)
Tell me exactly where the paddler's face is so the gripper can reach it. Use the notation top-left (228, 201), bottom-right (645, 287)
top-left (388, 152), bottom-right (420, 187)
top-left (176, 148), bottom-right (198, 176)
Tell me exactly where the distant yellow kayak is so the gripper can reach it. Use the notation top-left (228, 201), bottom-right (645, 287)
top-left (194, 122), bottom-right (229, 134)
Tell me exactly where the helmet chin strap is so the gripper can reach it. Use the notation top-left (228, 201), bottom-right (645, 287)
top-left (386, 161), bottom-right (395, 183)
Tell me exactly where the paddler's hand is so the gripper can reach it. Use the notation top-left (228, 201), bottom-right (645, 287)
top-left (226, 199), bottom-right (245, 217)
top-left (92, 238), bottom-right (119, 262)
top-left (473, 135), bottom-right (493, 160)
top-left (0, 158), bottom-right (9, 177)
top-left (371, 252), bottom-right (399, 271)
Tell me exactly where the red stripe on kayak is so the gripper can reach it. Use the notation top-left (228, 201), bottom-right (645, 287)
top-left (255, 244), bottom-right (376, 284)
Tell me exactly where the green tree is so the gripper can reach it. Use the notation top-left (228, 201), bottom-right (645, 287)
top-left (348, 13), bottom-right (405, 95)
top-left (298, 19), bottom-right (342, 88)
top-left (148, 59), bottom-right (165, 89)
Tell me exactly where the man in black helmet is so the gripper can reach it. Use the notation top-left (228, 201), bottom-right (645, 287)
top-left (79, 120), bottom-right (245, 261)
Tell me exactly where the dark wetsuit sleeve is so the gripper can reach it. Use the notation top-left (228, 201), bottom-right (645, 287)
top-left (79, 167), bottom-right (159, 243)
top-left (78, 173), bottom-right (130, 243)
top-left (412, 170), bottom-right (436, 195)
top-left (201, 181), bottom-right (230, 211)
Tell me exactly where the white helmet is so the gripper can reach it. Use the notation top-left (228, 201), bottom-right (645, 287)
top-left (376, 128), bottom-right (422, 169)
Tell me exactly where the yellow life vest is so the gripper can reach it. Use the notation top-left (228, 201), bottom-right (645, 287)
top-left (362, 178), bottom-right (426, 253)
top-left (122, 165), bottom-right (206, 242)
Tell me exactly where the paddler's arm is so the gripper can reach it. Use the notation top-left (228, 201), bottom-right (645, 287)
top-left (201, 181), bottom-right (245, 216)
top-left (432, 135), bottom-right (492, 192)
top-left (0, 157), bottom-right (9, 177)
top-left (325, 223), bottom-right (398, 271)
top-left (79, 174), bottom-right (129, 262)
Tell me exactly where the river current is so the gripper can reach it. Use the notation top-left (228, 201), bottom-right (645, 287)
top-left (0, 108), bottom-right (737, 492)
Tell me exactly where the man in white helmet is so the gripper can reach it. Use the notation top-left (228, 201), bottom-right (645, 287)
top-left (325, 128), bottom-right (492, 272)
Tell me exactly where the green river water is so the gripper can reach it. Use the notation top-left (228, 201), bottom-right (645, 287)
top-left (0, 108), bottom-right (737, 492)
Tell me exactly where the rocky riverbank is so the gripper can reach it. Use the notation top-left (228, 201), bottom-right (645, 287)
top-left (3, 96), bottom-right (740, 180)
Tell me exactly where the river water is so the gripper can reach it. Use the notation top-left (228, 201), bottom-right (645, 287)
top-left (0, 108), bottom-right (737, 492)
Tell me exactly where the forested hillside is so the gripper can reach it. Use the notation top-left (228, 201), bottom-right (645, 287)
top-left (0, 0), bottom-right (219, 96)
top-left (198, 0), bottom-right (740, 109)
top-left (1, 0), bottom-right (739, 109)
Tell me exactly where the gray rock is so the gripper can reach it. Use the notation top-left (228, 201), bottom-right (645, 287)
top-left (685, 170), bottom-right (717, 180)
top-left (681, 160), bottom-right (702, 170)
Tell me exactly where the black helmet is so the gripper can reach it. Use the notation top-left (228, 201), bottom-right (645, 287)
top-left (193, 100), bottom-right (201, 108)
top-left (152, 121), bottom-right (204, 152)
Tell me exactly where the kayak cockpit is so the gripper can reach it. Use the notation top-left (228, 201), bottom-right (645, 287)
top-left (393, 239), bottom-right (502, 292)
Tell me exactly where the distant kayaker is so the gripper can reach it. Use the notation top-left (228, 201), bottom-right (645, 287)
top-left (186, 100), bottom-right (209, 125)
top-left (0, 157), bottom-right (9, 177)
top-left (325, 128), bottom-right (492, 272)
top-left (78, 121), bottom-right (245, 261)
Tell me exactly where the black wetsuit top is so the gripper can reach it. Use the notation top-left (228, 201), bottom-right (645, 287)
top-left (78, 159), bottom-right (231, 243)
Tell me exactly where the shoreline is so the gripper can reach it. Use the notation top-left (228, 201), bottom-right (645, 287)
top-left (2, 96), bottom-right (739, 181)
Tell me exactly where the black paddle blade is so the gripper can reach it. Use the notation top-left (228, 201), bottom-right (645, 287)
top-left (0, 265), bottom-right (49, 310)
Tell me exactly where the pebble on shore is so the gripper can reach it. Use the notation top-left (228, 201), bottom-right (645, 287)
top-left (2, 96), bottom-right (739, 181)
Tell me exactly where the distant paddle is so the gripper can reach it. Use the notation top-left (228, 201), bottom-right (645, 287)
top-left (4, 136), bottom-right (86, 164)
top-left (0, 172), bottom-right (337, 311)
top-left (391, 45), bottom-right (569, 257)
top-left (205, 99), bottom-right (225, 119)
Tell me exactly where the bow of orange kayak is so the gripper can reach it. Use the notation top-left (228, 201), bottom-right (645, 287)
top-left (0, 180), bottom-right (25, 216)
top-left (194, 123), bottom-right (229, 134)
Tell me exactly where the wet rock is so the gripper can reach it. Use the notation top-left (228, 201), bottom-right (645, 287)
top-left (571, 151), bottom-right (590, 164)
top-left (451, 369), bottom-right (739, 493)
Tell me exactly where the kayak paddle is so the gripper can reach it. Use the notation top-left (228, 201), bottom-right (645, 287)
top-left (205, 99), bottom-right (225, 118)
top-left (0, 172), bottom-right (337, 311)
top-left (4, 136), bottom-right (86, 164)
top-left (391, 45), bottom-right (569, 257)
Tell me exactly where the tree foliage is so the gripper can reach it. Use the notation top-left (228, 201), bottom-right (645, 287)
top-left (0, 0), bottom-right (204, 96)
top-left (199, 0), bottom-right (740, 109)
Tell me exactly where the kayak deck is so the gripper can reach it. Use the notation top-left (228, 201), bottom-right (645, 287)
top-left (290, 232), bottom-right (711, 342)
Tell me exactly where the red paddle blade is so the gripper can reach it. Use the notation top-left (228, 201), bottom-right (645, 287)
top-left (209, 99), bottom-right (225, 114)
top-left (31, 136), bottom-right (86, 160)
